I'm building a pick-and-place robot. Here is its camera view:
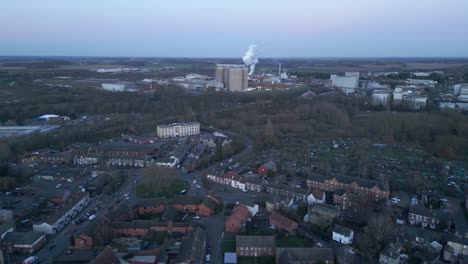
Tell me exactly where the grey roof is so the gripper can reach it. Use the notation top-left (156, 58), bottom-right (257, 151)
top-left (136, 198), bottom-right (168, 208)
top-left (157, 122), bottom-right (200, 129)
top-left (161, 207), bottom-right (179, 222)
top-left (236, 235), bottom-right (276, 248)
top-left (0, 221), bottom-right (15, 235)
top-left (307, 173), bottom-right (387, 190)
top-left (333, 224), bottom-right (353, 237)
top-left (277, 248), bottom-right (334, 264)
top-left (380, 243), bottom-right (403, 260)
top-left (112, 220), bottom-right (153, 230)
top-left (170, 195), bottom-right (204, 206)
top-left (3, 231), bottom-right (44, 245)
top-left (130, 255), bottom-right (156, 263)
top-left (409, 205), bottom-right (444, 219)
top-left (201, 197), bottom-right (218, 210)
top-left (176, 227), bottom-right (206, 263)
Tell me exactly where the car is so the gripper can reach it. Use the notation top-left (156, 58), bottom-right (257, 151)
top-left (180, 190), bottom-right (187, 194)
top-left (193, 180), bottom-right (197, 184)
top-left (196, 184), bottom-right (201, 189)
top-left (64, 250), bottom-right (72, 255)
top-left (88, 214), bottom-right (96, 220)
top-left (85, 212), bottom-right (91, 217)
top-left (124, 192), bottom-right (129, 197)
top-left (55, 184), bottom-right (62, 189)
top-left (193, 216), bottom-right (200, 220)
top-left (205, 254), bottom-right (211, 262)
top-left (48, 243), bottom-right (57, 250)
top-left (67, 179), bottom-right (74, 183)
top-left (315, 242), bottom-right (324, 247)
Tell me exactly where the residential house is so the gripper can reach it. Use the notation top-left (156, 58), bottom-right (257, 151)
top-left (198, 196), bottom-right (220, 216)
top-left (236, 235), bottom-right (276, 257)
top-left (408, 205), bottom-right (443, 229)
top-left (153, 157), bottom-right (178, 168)
top-left (332, 225), bottom-right (354, 245)
top-left (176, 227), bottom-right (206, 264)
top-left (33, 193), bottom-right (90, 234)
top-left (225, 204), bottom-right (251, 233)
top-left (303, 204), bottom-right (340, 226)
top-left (443, 238), bottom-right (468, 263)
top-left (308, 189), bottom-right (326, 205)
top-left (90, 246), bottom-right (120, 264)
top-left (105, 202), bottom-right (134, 222)
top-left (307, 174), bottom-right (389, 201)
top-left (276, 247), bottom-right (335, 264)
top-left (136, 198), bottom-right (167, 215)
top-left (244, 177), bottom-right (264, 192)
top-left (379, 243), bottom-right (404, 264)
top-left (170, 195), bottom-right (204, 213)
top-left (73, 234), bottom-right (94, 250)
top-left (269, 212), bottom-right (298, 233)
top-left (266, 184), bottom-right (309, 203)
top-left (112, 220), bottom-right (153, 237)
top-left (130, 255), bottom-right (158, 264)
top-left (112, 218), bottom-right (193, 237)
top-left (72, 142), bottom-right (155, 167)
top-left (0, 221), bottom-right (15, 239)
top-left (258, 160), bottom-right (277, 176)
top-left (1, 231), bottom-right (46, 254)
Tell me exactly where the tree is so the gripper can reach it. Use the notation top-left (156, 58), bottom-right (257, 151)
top-left (215, 143), bottom-right (223, 162)
top-left (91, 217), bottom-right (114, 246)
top-left (142, 165), bottom-right (180, 194)
top-left (367, 212), bottom-right (394, 244)
top-left (263, 118), bottom-right (278, 146)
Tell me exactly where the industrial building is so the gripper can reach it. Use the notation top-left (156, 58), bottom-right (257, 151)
top-left (453, 83), bottom-right (468, 101)
top-left (156, 122), bottom-right (200, 138)
top-left (101, 82), bottom-right (137, 92)
top-left (215, 64), bottom-right (248, 91)
top-left (371, 89), bottom-right (393, 107)
top-left (330, 72), bottom-right (359, 94)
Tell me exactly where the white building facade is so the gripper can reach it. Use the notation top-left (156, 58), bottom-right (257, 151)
top-left (157, 122), bottom-right (200, 138)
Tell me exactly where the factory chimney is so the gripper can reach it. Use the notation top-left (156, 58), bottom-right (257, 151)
top-left (279, 63), bottom-right (281, 78)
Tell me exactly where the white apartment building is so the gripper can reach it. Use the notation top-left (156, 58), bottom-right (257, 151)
top-left (157, 122), bottom-right (200, 138)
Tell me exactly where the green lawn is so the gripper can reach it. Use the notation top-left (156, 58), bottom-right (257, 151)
top-left (135, 179), bottom-right (189, 198)
top-left (237, 256), bottom-right (275, 264)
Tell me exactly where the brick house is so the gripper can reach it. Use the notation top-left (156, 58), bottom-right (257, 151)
top-left (112, 220), bottom-right (153, 237)
top-left (1, 231), bottom-right (46, 254)
top-left (198, 196), bottom-right (220, 216)
top-left (269, 212), bottom-right (298, 233)
top-left (307, 174), bottom-right (389, 201)
top-left (170, 196), bottom-right (204, 213)
top-left (113, 219), bottom-right (193, 237)
top-left (236, 235), bottom-right (276, 257)
top-left (225, 204), bottom-right (251, 233)
top-left (135, 198), bottom-right (167, 215)
top-left (258, 160), bottom-right (277, 176)
top-left (408, 206), bottom-right (442, 229)
top-left (276, 247), bottom-right (335, 264)
top-left (176, 227), bottom-right (206, 264)
top-left (73, 234), bottom-right (93, 250)
top-left (266, 184), bottom-right (309, 203)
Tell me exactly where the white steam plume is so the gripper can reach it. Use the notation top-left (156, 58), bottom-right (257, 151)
top-left (243, 44), bottom-right (259, 75)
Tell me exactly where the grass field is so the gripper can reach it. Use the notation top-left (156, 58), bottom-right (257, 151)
top-left (135, 179), bottom-right (190, 198)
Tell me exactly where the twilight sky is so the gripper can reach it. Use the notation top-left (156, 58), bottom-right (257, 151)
top-left (1, 0), bottom-right (467, 57)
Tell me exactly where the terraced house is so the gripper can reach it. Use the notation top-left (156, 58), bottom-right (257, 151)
top-left (307, 174), bottom-right (389, 201)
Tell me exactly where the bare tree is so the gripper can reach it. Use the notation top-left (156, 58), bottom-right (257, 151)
top-left (368, 212), bottom-right (394, 244)
top-left (263, 118), bottom-right (278, 146)
top-left (142, 165), bottom-right (179, 194)
top-left (92, 217), bottom-right (114, 246)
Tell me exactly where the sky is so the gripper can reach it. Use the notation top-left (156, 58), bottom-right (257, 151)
top-left (1, 0), bottom-right (468, 57)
